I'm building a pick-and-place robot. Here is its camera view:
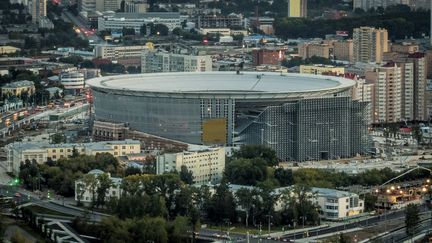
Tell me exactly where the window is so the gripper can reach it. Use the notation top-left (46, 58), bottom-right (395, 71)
top-left (60, 149), bottom-right (63, 152)
top-left (52, 149), bottom-right (56, 152)
top-left (122, 146), bottom-right (126, 149)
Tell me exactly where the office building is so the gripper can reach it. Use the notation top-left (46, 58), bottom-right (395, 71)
top-left (125, 1), bottom-right (149, 13)
top-left (353, 27), bottom-right (388, 64)
top-left (59, 70), bottom-right (85, 94)
top-left (98, 12), bottom-right (181, 33)
top-left (353, 0), bottom-right (430, 11)
top-left (87, 72), bottom-right (368, 161)
top-left (75, 169), bottom-right (122, 203)
top-left (300, 65), bottom-right (345, 76)
top-left (141, 51), bottom-right (212, 73)
top-left (197, 14), bottom-right (243, 29)
top-left (6, 139), bottom-right (141, 174)
top-left (1, 80), bottom-right (35, 96)
top-left (156, 147), bottom-right (225, 185)
top-left (92, 120), bottom-right (129, 141)
top-left (31, 0), bottom-right (46, 23)
top-left (288, 0), bottom-right (307, 18)
top-left (333, 40), bottom-right (354, 63)
top-left (252, 49), bottom-right (285, 66)
top-left (94, 44), bottom-right (148, 60)
top-left (78, 0), bottom-right (96, 12)
top-left (365, 62), bottom-right (402, 123)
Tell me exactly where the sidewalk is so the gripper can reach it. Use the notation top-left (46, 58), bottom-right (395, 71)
top-left (263, 225), bottom-right (330, 238)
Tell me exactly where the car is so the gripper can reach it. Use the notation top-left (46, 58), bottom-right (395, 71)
top-left (14, 193), bottom-right (21, 197)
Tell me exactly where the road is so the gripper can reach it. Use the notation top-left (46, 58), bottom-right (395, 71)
top-left (62, 10), bottom-right (103, 44)
top-left (280, 206), bottom-right (431, 241)
top-left (377, 217), bottom-right (432, 243)
top-left (0, 184), bottom-right (107, 222)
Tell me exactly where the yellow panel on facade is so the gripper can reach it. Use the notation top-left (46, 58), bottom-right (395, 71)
top-left (202, 118), bottom-right (227, 144)
top-left (289, 0), bottom-right (301, 17)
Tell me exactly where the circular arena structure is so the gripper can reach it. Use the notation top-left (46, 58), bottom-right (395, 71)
top-left (87, 72), bottom-right (368, 161)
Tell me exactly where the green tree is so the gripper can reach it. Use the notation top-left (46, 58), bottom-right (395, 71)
top-left (236, 188), bottom-right (255, 227)
top-left (82, 173), bottom-right (98, 208)
top-left (405, 204), bottom-right (420, 236)
top-left (207, 181), bottom-right (237, 223)
top-left (50, 133), bottom-right (66, 144)
top-left (169, 216), bottom-right (189, 243)
top-left (96, 173), bottom-right (113, 208)
top-left (274, 168), bottom-right (293, 186)
top-left (234, 145), bottom-right (278, 166)
top-left (179, 165), bottom-right (193, 185)
top-left (153, 24), bottom-right (169, 36)
top-left (225, 158), bottom-right (268, 185)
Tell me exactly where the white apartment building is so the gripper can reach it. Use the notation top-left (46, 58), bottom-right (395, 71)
top-left (156, 147), bottom-right (225, 185)
top-left (6, 139), bottom-right (141, 175)
top-left (141, 51), bottom-right (213, 73)
top-left (365, 62), bottom-right (402, 123)
top-left (353, 27), bottom-right (388, 64)
top-left (94, 44), bottom-right (148, 60)
top-left (74, 169), bottom-right (122, 203)
top-left (312, 188), bottom-right (364, 220)
top-left (98, 12), bottom-right (181, 34)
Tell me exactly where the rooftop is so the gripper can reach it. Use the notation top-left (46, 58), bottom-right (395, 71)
top-left (105, 12), bottom-right (180, 19)
top-left (86, 72), bottom-right (355, 96)
top-left (2, 80), bottom-right (34, 88)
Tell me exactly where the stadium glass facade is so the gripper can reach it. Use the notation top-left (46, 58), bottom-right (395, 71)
top-left (89, 72), bottom-right (369, 161)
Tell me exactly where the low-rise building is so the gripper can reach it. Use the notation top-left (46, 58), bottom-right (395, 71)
top-left (74, 169), bottom-right (122, 203)
top-left (252, 49), bottom-right (285, 66)
top-left (98, 12), bottom-right (181, 33)
top-left (298, 43), bottom-right (331, 59)
top-left (300, 64), bottom-right (345, 75)
top-left (333, 40), bottom-right (353, 63)
top-left (312, 187), bottom-right (364, 220)
top-left (156, 147), bottom-right (225, 185)
top-left (0, 46), bottom-right (21, 55)
top-left (6, 139), bottom-right (141, 174)
top-left (215, 184), bottom-right (365, 220)
top-left (1, 80), bottom-right (35, 96)
top-left (141, 51), bottom-right (212, 73)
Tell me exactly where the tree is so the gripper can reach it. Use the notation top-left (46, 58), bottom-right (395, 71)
top-left (50, 133), bottom-right (66, 144)
top-left (179, 165), bottom-right (193, 185)
top-left (122, 27), bottom-right (135, 36)
top-left (169, 216), bottom-right (189, 243)
top-left (405, 204), bottom-right (420, 236)
top-left (236, 188), bottom-right (255, 227)
top-left (153, 24), bottom-right (169, 36)
top-left (225, 158), bottom-right (268, 186)
top-left (76, 182), bottom-right (85, 206)
top-left (96, 173), bottom-right (112, 208)
top-left (234, 145), bottom-right (278, 166)
top-left (82, 173), bottom-right (98, 208)
top-left (274, 168), bottom-right (293, 186)
top-left (207, 181), bottom-right (237, 223)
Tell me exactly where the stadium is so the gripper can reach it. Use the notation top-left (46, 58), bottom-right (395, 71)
top-left (87, 72), bottom-right (369, 161)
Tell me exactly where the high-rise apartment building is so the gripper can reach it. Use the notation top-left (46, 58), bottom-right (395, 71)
top-left (141, 51), bottom-right (212, 73)
top-left (365, 62), bottom-right (402, 123)
top-left (383, 52), bottom-right (427, 121)
top-left (353, 27), bottom-right (388, 64)
top-left (287, 0), bottom-right (307, 18)
top-left (31, 0), bottom-right (46, 23)
top-left (352, 79), bottom-right (374, 124)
